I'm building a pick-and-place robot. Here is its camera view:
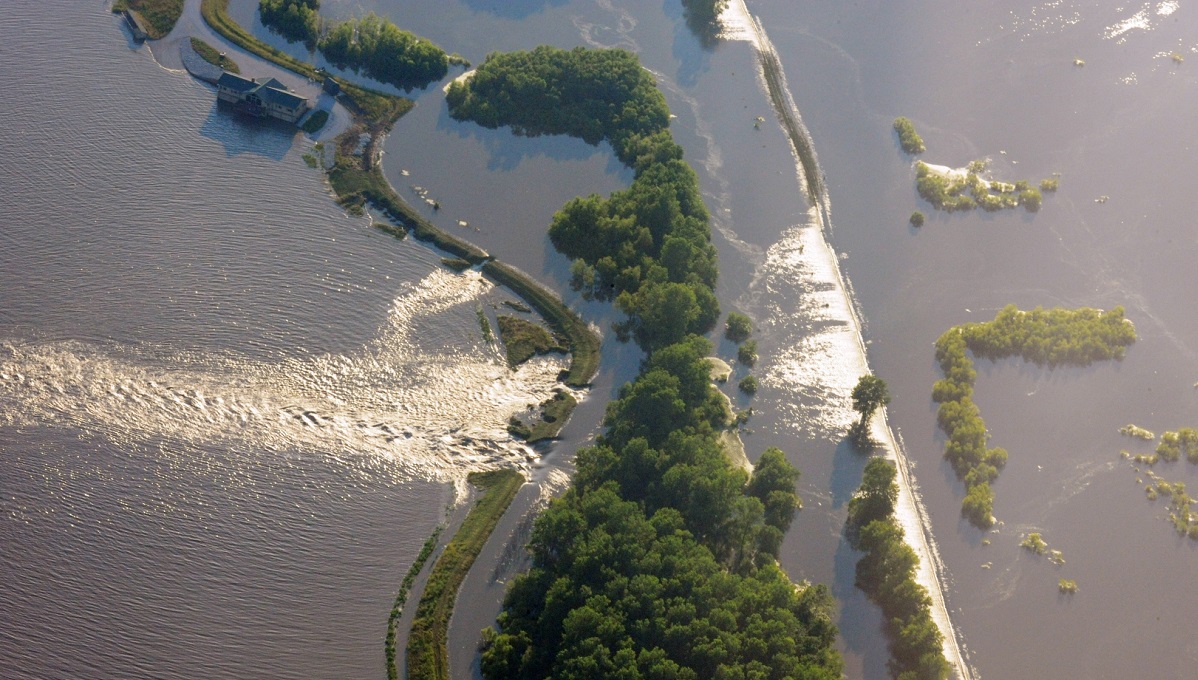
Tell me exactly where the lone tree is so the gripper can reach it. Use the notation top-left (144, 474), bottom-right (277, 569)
top-left (851, 374), bottom-right (890, 442)
top-left (725, 312), bottom-right (752, 342)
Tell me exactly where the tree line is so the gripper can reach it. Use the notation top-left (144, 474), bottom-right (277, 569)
top-left (448, 45), bottom-right (844, 679)
top-left (449, 45), bottom-right (719, 353)
top-left (934, 305), bottom-right (1136, 527)
top-left (259, 1), bottom-right (448, 90)
top-left (846, 458), bottom-right (950, 680)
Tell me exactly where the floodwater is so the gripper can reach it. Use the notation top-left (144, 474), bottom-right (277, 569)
top-left (741, 1), bottom-right (1198, 678)
top-left (4, 1), bottom-right (1196, 679)
top-left (0, 3), bottom-right (578, 678)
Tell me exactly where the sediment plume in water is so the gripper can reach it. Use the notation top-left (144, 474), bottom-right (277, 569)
top-left (720, 1), bottom-right (974, 677)
top-left (0, 269), bottom-right (568, 485)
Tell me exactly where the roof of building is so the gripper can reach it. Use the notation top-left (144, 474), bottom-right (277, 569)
top-left (216, 72), bottom-right (258, 93)
top-left (216, 72), bottom-right (308, 110)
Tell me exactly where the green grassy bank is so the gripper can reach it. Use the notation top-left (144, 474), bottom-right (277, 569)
top-left (190, 37), bottom-right (240, 74)
top-left (405, 470), bottom-right (526, 680)
top-left (385, 526), bottom-right (445, 680)
top-left (113, 0), bottom-right (183, 39)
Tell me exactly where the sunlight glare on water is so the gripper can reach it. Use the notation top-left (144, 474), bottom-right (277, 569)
top-left (0, 269), bottom-right (566, 483)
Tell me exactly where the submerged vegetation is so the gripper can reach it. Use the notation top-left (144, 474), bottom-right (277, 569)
top-left (507, 391), bottom-right (577, 443)
top-left (737, 339), bottom-right (758, 366)
top-left (725, 312), bottom-right (752, 342)
top-left (1120, 423), bottom-right (1156, 441)
top-left (1020, 532), bottom-right (1048, 555)
top-left (738, 374), bottom-right (758, 394)
top-left (679, 0), bottom-right (728, 46)
top-left (847, 458), bottom-right (951, 680)
top-left (1156, 428), bottom-right (1198, 463)
top-left (406, 470), bottom-right (525, 680)
top-left (934, 305), bottom-right (1136, 527)
top-left (915, 161), bottom-right (1053, 214)
top-left (258, 0), bottom-right (320, 46)
top-left (450, 46), bottom-right (842, 679)
top-left (1121, 426), bottom-right (1198, 539)
top-left (893, 117), bottom-right (925, 154)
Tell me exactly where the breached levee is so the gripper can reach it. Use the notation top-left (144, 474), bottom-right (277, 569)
top-left (721, 1), bottom-right (975, 678)
top-left (0, 269), bottom-right (566, 486)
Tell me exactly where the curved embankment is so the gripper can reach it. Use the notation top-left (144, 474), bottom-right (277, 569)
top-left (404, 470), bottom-right (525, 680)
top-left (721, 1), bottom-right (974, 678)
top-left (197, 0), bottom-right (599, 388)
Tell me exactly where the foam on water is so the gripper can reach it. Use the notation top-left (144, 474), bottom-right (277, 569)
top-left (0, 269), bottom-right (567, 484)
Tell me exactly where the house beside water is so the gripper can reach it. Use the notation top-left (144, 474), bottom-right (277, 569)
top-left (216, 72), bottom-right (310, 124)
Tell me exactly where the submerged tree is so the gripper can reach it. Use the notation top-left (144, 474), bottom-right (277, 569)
top-left (851, 374), bottom-right (891, 444)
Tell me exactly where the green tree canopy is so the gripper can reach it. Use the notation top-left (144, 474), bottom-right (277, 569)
top-left (851, 374), bottom-right (891, 430)
top-left (847, 458), bottom-right (898, 532)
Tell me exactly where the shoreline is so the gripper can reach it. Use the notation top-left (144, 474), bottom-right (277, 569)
top-left (133, 6), bottom-right (602, 677)
top-left (190, 0), bottom-right (599, 385)
top-left (722, 0), bottom-right (974, 677)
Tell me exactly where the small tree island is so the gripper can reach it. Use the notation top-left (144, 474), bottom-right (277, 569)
top-left (893, 116), bottom-right (926, 154)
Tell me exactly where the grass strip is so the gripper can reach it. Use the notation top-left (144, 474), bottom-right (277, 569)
top-left (496, 315), bottom-right (565, 369)
top-left (405, 470), bottom-right (525, 680)
top-left (113, 0), bottom-right (183, 39)
top-left (385, 526), bottom-right (445, 680)
top-left (190, 36), bottom-right (240, 74)
top-left (325, 150), bottom-right (490, 262)
top-left (200, 0), bottom-right (320, 78)
top-left (482, 261), bottom-right (599, 387)
top-left (758, 45), bottom-right (823, 205)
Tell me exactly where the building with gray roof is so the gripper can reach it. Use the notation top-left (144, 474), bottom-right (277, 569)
top-left (216, 72), bottom-right (310, 124)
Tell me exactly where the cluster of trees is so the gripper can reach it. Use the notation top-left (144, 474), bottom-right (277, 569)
top-left (934, 305), bottom-right (1137, 528)
top-left (726, 312), bottom-right (759, 392)
top-left (258, 0), bottom-right (320, 46)
top-left (1155, 428), bottom-right (1198, 464)
top-left (846, 459), bottom-right (950, 680)
top-left (681, 0), bottom-right (729, 25)
top-left (1144, 474), bottom-right (1198, 538)
top-left (481, 337), bottom-right (843, 679)
top-left (958, 305), bottom-right (1136, 367)
top-left (892, 117), bottom-right (925, 155)
top-left (458, 46), bottom-right (843, 680)
top-left (914, 161), bottom-right (1049, 214)
top-left (320, 14), bottom-right (449, 90)
top-left (258, 3), bottom-right (449, 90)
top-left (447, 46), bottom-right (671, 163)
top-left (449, 46), bottom-right (720, 353)
top-left (680, 0), bottom-right (729, 39)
